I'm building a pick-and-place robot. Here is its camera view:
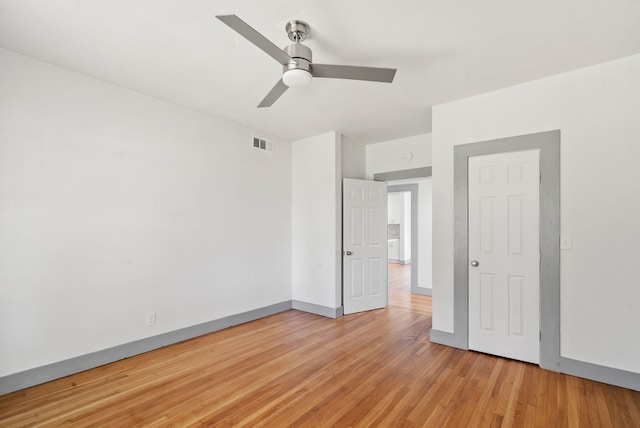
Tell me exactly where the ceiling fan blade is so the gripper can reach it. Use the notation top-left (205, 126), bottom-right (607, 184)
top-left (216, 15), bottom-right (295, 66)
top-left (310, 64), bottom-right (396, 83)
top-left (258, 79), bottom-right (288, 108)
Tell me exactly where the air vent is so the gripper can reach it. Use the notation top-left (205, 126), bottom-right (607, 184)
top-left (252, 136), bottom-right (273, 152)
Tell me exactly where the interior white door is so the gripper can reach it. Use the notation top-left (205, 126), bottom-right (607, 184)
top-left (468, 149), bottom-right (540, 364)
top-left (343, 178), bottom-right (388, 315)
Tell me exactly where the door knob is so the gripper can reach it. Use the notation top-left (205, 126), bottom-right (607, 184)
top-left (345, 251), bottom-right (352, 256)
top-left (470, 260), bottom-right (479, 267)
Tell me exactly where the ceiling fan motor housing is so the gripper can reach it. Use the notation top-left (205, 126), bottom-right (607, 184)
top-left (283, 43), bottom-right (311, 72)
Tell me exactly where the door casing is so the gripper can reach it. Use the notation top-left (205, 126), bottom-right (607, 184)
top-left (452, 130), bottom-right (560, 370)
top-left (375, 168), bottom-right (433, 297)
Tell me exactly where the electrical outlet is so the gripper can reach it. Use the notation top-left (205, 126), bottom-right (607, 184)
top-left (146, 312), bottom-right (156, 326)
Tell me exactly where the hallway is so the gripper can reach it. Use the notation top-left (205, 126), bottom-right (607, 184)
top-left (388, 262), bottom-right (431, 316)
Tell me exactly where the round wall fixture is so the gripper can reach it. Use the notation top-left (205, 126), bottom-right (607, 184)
top-left (402, 152), bottom-right (413, 161)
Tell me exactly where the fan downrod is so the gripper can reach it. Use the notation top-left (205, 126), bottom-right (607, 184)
top-left (286, 20), bottom-right (310, 42)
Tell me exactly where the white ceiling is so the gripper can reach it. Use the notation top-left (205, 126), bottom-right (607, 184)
top-left (1, 1), bottom-right (640, 144)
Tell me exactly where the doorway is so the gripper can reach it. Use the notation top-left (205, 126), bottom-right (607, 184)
top-left (387, 184), bottom-right (418, 296)
top-left (387, 189), bottom-right (413, 309)
top-left (385, 180), bottom-right (432, 316)
top-left (384, 180), bottom-right (432, 296)
top-left (374, 168), bottom-right (433, 313)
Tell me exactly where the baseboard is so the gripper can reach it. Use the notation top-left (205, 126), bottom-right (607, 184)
top-left (0, 301), bottom-right (292, 396)
top-left (429, 328), bottom-right (640, 391)
top-left (413, 287), bottom-right (432, 296)
top-left (292, 300), bottom-right (343, 319)
top-left (559, 357), bottom-right (640, 392)
top-left (389, 259), bottom-right (411, 265)
top-left (429, 328), bottom-right (468, 350)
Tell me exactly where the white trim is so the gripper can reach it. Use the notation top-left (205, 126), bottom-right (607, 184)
top-left (292, 300), bottom-right (343, 319)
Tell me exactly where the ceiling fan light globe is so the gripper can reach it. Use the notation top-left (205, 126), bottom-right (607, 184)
top-left (282, 69), bottom-right (312, 88)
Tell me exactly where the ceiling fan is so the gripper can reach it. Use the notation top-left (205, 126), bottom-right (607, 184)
top-left (215, 15), bottom-right (397, 108)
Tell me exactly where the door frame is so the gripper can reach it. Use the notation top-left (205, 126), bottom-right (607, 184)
top-left (375, 167), bottom-right (432, 296)
top-left (452, 130), bottom-right (560, 370)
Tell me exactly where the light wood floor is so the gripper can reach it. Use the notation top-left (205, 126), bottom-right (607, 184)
top-left (1, 265), bottom-right (639, 427)
top-left (388, 262), bottom-right (431, 316)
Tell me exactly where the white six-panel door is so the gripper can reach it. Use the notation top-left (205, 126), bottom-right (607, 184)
top-left (343, 179), bottom-right (388, 315)
top-left (468, 150), bottom-right (540, 364)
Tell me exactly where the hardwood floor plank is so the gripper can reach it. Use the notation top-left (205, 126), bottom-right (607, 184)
top-left (533, 368), bottom-right (549, 427)
top-left (1, 265), bottom-right (639, 427)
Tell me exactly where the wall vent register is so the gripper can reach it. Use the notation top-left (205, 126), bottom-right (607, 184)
top-left (252, 136), bottom-right (273, 152)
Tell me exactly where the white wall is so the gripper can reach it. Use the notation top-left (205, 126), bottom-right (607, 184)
top-left (432, 53), bottom-right (640, 374)
top-left (387, 192), bottom-right (411, 262)
top-left (341, 136), bottom-right (366, 180)
top-left (0, 49), bottom-right (292, 377)
top-left (403, 192), bottom-right (411, 261)
top-left (292, 132), bottom-right (342, 310)
top-left (388, 194), bottom-right (402, 225)
top-left (367, 134), bottom-right (433, 291)
top-left (366, 133), bottom-right (432, 179)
